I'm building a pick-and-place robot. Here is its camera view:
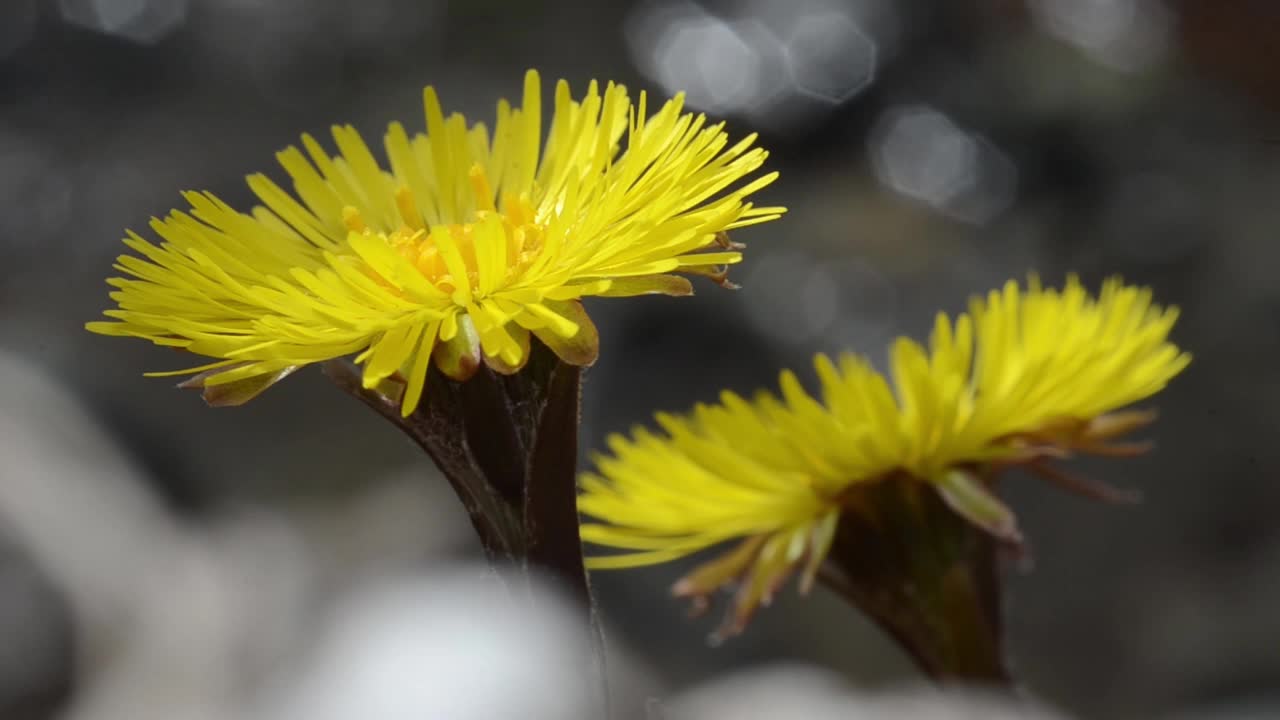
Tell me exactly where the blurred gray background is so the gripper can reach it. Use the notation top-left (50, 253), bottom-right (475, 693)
top-left (2, 0), bottom-right (1279, 718)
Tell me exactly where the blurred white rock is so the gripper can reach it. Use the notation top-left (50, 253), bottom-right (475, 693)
top-left (0, 348), bottom-right (601, 720)
top-left (0, 349), bottom-right (179, 645)
top-left (258, 568), bottom-right (599, 720)
top-left (0, 349), bottom-right (312, 720)
top-left (662, 663), bottom-right (1071, 720)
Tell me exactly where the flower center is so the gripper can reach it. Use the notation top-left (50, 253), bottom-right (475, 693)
top-left (343, 163), bottom-right (545, 297)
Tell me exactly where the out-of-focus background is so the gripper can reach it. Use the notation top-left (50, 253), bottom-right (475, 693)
top-left (1, 1), bottom-right (1278, 718)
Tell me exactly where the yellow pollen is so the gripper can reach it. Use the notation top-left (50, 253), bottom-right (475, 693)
top-left (359, 190), bottom-right (547, 299)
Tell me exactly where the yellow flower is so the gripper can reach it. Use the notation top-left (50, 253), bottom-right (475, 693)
top-left (86, 70), bottom-right (783, 415)
top-left (578, 276), bottom-right (1189, 633)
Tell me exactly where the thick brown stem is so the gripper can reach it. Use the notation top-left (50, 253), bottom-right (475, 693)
top-left (322, 340), bottom-right (608, 711)
top-left (822, 477), bottom-right (1012, 686)
top-left (321, 356), bottom-right (525, 560)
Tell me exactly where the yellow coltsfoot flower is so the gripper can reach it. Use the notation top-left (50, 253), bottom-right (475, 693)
top-left (578, 276), bottom-right (1190, 638)
top-left (87, 70), bottom-right (783, 415)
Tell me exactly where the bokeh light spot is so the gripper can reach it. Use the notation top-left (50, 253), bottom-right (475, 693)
top-left (784, 11), bottom-right (878, 104)
top-left (869, 105), bottom-right (1017, 225)
top-left (1028, 0), bottom-right (1174, 72)
top-left (57, 0), bottom-right (188, 45)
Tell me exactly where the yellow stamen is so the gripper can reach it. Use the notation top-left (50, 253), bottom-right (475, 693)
top-left (395, 186), bottom-right (424, 230)
top-left (468, 163), bottom-right (497, 213)
top-left (342, 206), bottom-right (366, 233)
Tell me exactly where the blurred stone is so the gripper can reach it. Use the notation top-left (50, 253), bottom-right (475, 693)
top-left (0, 349), bottom-right (177, 647)
top-left (0, 349), bottom-right (481, 720)
top-left (0, 539), bottom-right (73, 720)
top-left (664, 663), bottom-right (1071, 719)
top-left (261, 569), bottom-right (598, 720)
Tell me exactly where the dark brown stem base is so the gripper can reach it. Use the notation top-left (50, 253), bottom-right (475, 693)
top-left (822, 477), bottom-right (1012, 686)
top-left (322, 340), bottom-right (608, 709)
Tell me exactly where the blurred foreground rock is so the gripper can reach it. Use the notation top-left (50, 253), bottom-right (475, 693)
top-left (664, 663), bottom-right (1070, 720)
top-left (0, 350), bottom-right (624, 720)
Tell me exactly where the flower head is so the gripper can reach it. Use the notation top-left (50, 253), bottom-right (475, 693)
top-left (578, 276), bottom-right (1189, 635)
top-left (87, 70), bottom-right (783, 415)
